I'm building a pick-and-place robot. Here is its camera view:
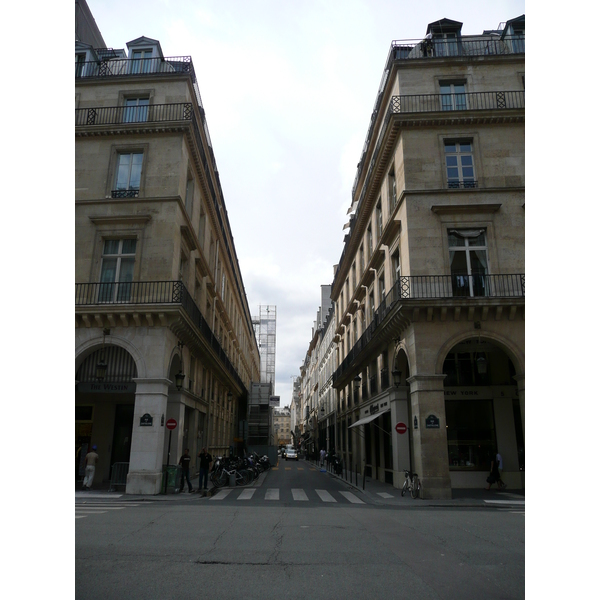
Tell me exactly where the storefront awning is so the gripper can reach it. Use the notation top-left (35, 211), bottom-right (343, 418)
top-left (348, 407), bottom-right (390, 429)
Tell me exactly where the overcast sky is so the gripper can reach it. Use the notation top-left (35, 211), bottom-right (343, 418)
top-left (87, 0), bottom-right (525, 406)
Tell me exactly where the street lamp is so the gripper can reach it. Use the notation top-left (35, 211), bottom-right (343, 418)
top-left (353, 374), bottom-right (361, 395)
top-left (392, 369), bottom-right (402, 387)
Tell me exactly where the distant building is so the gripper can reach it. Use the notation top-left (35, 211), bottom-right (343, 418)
top-left (272, 407), bottom-right (291, 447)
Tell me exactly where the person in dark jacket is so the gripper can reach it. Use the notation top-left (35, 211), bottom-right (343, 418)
top-left (485, 452), bottom-right (502, 490)
top-left (178, 448), bottom-right (193, 493)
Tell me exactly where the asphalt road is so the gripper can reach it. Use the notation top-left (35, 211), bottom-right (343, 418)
top-left (76, 463), bottom-right (525, 600)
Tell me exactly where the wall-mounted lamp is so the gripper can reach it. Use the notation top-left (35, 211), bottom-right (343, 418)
top-left (95, 328), bottom-right (110, 381)
top-left (392, 369), bottom-right (402, 387)
top-left (175, 341), bottom-right (185, 390)
top-left (353, 375), bottom-right (362, 394)
top-left (475, 333), bottom-right (488, 375)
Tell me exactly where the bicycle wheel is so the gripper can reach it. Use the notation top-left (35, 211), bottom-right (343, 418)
top-left (411, 477), bottom-right (420, 499)
top-left (401, 480), bottom-right (408, 497)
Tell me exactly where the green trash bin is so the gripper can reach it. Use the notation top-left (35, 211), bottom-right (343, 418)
top-left (161, 465), bottom-right (182, 494)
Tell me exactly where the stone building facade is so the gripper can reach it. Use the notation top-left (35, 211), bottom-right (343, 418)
top-left (331, 16), bottom-right (525, 498)
top-left (75, 32), bottom-right (260, 494)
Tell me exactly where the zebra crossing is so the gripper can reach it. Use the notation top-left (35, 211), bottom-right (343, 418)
top-left (75, 500), bottom-right (148, 519)
top-left (210, 487), bottom-right (365, 505)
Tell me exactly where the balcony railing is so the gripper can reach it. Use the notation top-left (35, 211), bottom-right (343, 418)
top-left (75, 56), bottom-right (194, 79)
top-left (333, 273), bottom-right (524, 386)
top-left (390, 35), bottom-right (525, 60)
top-left (390, 91), bottom-right (524, 114)
top-left (75, 102), bottom-right (193, 126)
top-left (75, 280), bottom-right (246, 392)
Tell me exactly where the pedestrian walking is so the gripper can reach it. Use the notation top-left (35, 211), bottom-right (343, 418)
top-left (320, 448), bottom-right (325, 467)
top-left (485, 451), bottom-right (503, 490)
top-left (197, 447), bottom-right (212, 494)
top-left (496, 451), bottom-right (507, 489)
top-left (178, 448), bottom-right (193, 493)
top-left (82, 445), bottom-right (99, 490)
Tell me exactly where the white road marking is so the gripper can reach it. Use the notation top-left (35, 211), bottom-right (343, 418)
top-left (292, 489), bottom-right (309, 501)
top-left (377, 492), bottom-right (394, 499)
top-left (315, 489), bottom-right (337, 503)
top-left (211, 489), bottom-right (234, 500)
top-left (75, 506), bottom-right (126, 510)
top-left (484, 500), bottom-right (525, 505)
top-left (237, 489), bottom-right (256, 500)
top-left (265, 488), bottom-right (279, 500)
top-left (76, 511), bottom-right (107, 515)
top-left (339, 491), bottom-right (365, 504)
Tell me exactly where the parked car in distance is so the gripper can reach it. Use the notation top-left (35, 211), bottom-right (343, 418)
top-left (285, 446), bottom-right (298, 461)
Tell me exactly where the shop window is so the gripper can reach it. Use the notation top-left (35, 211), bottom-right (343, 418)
top-left (446, 399), bottom-right (496, 470)
top-left (443, 350), bottom-right (491, 386)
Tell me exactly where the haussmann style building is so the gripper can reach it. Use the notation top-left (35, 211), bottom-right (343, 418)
top-left (75, 25), bottom-right (260, 494)
top-left (329, 16), bottom-right (525, 499)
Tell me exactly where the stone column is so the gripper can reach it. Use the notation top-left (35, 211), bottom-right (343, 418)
top-left (389, 386), bottom-right (410, 488)
top-left (407, 374), bottom-right (451, 499)
top-left (127, 378), bottom-right (171, 495)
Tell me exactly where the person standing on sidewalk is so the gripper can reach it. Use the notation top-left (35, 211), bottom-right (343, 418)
top-left (197, 448), bottom-right (212, 494)
top-left (320, 448), bottom-right (325, 467)
top-left (178, 448), bottom-right (193, 493)
top-left (82, 445), bottom-right (99, 491)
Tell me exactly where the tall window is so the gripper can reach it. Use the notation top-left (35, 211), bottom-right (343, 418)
top-left (444, 141), bottom-right (476, 188)
top-left (391, 249), bottom-right (401, 282)
top-left (376, 201), bottom-right (382, 241)
top-left (440, 82), bottom-right (467, 111)
top-left (185, 174), bottom-right (194, 215)
top-left (99, 239), bottom-right (136, 302)
top-left (114, 152), bottom-right (143, 197)
top-left (448, 229), bottom-right (488, 296)
top-left (388, 167), bottom-right (397, 211)
top-left (367, 225), bottom-right (373, 260)
top-left (123, 97), bottom-right (149, 123)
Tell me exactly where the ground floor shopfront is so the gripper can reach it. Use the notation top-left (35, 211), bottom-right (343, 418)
top-left (75, 325), bottom-right (242, 494)
top-left (334, 318), bottom-right (525, 499)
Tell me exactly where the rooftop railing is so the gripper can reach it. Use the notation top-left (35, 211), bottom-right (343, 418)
top-left (75, 280), bottom-right (247, 393)
top-left (390, 90), bottom-right (524, 114)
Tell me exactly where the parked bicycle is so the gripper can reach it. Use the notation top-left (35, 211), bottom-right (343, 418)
top-left (401, 470), bottom-right (421, 499)
top-left (210, 456), bottom-right (254, 488)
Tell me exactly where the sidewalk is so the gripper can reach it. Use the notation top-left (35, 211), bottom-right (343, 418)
top-left (305, 458), bottom-right (525, 509)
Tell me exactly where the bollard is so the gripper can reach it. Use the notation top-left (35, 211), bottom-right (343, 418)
top-left (229, 473), bottom-right (236, 487)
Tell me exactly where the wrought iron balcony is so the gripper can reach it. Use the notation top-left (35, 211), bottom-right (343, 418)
top-left (333, 273), bottom-right (524, 387)
top-left (75, 56), bottom-right (194, 79)
top-left (111, 189), bottom-right (139, 198)
top-left (75, 280), bottom-right (246, 392)
top-left (75, 102), bottom-right (194, 127)
top-left (389, 91), bottom-right (524, 114)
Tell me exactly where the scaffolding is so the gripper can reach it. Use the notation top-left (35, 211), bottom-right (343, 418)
top-left (252, 305), bottom-right (277, 387)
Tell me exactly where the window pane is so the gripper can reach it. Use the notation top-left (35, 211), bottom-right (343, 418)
top-left (440, 85), bottom-right (451, 94)
top-left (460, 143), bottom-right (472, 153)
top-left (119, 258), bottom-right (135, 282)
top-left (446, 156), bottom-right (458, 167)
top-left (121, 239), bottom-right (137, 254)
top-left (129, 153), bottom-right (143, 189)
top-left (103, 240), bottom-right (120, 254)
top-left (462, 167), bottom-right (474, 178)
top-left (461, 155), bottom-right (473, 166)
top-left (448, 233), bottom-right (465, 247)
top-left (454, 84), bottom-right (465, 94)
top-left (447, 167), bottom-right (459, 178)
top-left (100, 258), bottom-right (117, 282)
top-left (444, 143), bottom-right (456, 153)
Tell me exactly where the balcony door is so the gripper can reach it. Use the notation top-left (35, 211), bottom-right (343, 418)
top-left (448, 229), bottom-right (488, 297)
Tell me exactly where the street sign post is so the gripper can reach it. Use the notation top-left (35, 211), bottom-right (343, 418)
top-left (395, 422), bottom-right (407, 435)
top-left (164, 418), bottom-right (178, 494)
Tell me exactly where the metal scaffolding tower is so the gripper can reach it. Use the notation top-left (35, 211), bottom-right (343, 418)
top-left (252, 305), bottom-right (277, 388)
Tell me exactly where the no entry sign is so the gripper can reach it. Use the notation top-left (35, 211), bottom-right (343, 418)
top-left (166, 418), bottom-right (177, 430)
top-left (395, 422), bottom-right (407, 435)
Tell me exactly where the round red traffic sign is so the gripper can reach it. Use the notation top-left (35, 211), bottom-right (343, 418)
top-left (395, 422), bottom-right (407, 435)
top-left (166, 418), bottom-right (177, 430)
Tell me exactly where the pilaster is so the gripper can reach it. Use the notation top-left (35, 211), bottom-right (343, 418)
top-left (407, 374), bottom-right (451, 499)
